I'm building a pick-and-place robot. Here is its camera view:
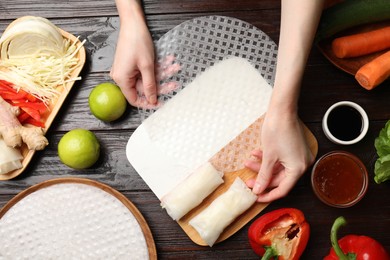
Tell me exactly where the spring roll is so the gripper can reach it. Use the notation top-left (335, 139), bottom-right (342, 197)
top-left (161, 162), bottom-right (224, 220)
top-left (189, 177), bottom-right (257, 246)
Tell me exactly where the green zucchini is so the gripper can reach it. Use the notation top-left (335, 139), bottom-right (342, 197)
top-left (316, 0), bottom-right (390, 42)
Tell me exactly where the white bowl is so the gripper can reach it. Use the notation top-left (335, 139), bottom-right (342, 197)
top-left (322, 101), bottom-right (369, 145)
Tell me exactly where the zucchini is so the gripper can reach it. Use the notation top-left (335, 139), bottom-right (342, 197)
top-left (316, 0), bottom-right (390, 42)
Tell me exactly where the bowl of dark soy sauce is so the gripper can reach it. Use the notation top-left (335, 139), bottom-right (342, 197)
top-left (322, 101), bottom-right (369, 145)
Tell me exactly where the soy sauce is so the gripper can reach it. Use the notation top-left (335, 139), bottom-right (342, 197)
top-left (327, 105), bottom-right (362, 141)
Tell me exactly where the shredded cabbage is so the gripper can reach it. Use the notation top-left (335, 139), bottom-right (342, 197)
top-left (0, 16), bottom-right (85, 104)
top-left (0, 16), bottom-right (65, 59)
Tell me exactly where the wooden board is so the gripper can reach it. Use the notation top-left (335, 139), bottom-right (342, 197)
top-left (0, 26), bottom-right (86, 181)
top-left (0, 177), bottom-right (157, 260)
top-left (178, 120), bottom-right (318, 246)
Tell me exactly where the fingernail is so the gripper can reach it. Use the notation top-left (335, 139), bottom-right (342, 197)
top-left (253, 183), bottom-right (261, 194)
top-left (149, 95), bottom-right (157, 104)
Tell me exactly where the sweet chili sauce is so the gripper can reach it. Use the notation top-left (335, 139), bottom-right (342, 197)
top-left (312, 151), bottom-right (367, 207)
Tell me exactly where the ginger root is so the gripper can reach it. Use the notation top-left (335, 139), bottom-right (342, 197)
top-left (0, 96), bottom-right (48, 150)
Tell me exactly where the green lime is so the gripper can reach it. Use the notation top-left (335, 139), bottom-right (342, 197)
top-left (58, 129), bottom-right (100, 169)
top-left (89, 82), bottom-right (127, 122)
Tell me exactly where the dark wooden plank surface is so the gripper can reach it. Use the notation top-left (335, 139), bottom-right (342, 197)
top-left (1, 1), bottom-right (389, 259)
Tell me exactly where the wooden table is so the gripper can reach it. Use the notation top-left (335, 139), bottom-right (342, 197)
top-left (1, 1), bottom-right (389, 258)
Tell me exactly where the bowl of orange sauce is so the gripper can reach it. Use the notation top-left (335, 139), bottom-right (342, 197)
top-left (311, 151), bottom-right (368, 208)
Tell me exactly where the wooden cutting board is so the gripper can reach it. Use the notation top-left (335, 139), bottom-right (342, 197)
top-left (0, 27), bottom-right (86, 181)
top-left (178, 119), bottom-right (318, 246)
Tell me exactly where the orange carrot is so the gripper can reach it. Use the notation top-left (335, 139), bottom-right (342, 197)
top-left (332, 26), bottom-right (390, 58)
top-left (355, 50), bottom-right (390, 90)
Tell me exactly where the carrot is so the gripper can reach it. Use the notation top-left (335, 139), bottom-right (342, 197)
top-left (316, 0), bottom-right (390, 42)
top-left (332, 26), bottom-right (390, 58)
top-left (355, 50), bottom-right (390, 90)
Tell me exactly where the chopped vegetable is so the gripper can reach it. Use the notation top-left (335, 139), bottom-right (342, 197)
top-left (0, 16), bottom-right (85, 104)
top-left (0, 80), bottom-right (36, 101)
top-left (316, 0), bottom-right (390, 42)
top-left (0, 79), bottom-right (48, 127)
top-left (331, 26), bottom-right (390, 59)
top-left (0, 96), bottom-right (48, 150)
top-left (0, 137), bottom-right (23, 175)
top-left (374, 120), bottom-right (390, 183)
top-left (355, 50), bottom-right (390, 90)
top-left (0, 16), bottom-right (64, 59)
top-left (324, 216), bottom-right (390, 260)
top-left (248, 208), bottom-right (310, 260)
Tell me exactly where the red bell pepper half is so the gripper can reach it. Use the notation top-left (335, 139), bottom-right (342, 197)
top-left (248, 208), bottom-right (310, 260)
top-left (324, 216), bottom-right (390, 260)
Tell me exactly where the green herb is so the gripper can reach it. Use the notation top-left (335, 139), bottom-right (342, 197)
top-left (374, 120), bottom-right (390, 183)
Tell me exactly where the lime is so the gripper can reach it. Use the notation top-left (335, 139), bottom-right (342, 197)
top-left (58, 129), bottom-right (100, 169)
top-left (89, 82), bottom-right (127, 122)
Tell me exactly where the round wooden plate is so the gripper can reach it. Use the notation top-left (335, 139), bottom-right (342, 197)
top-left (317, 21), bottom-right (390, 75)
top-left (0, 178), bottom-right (157, 259)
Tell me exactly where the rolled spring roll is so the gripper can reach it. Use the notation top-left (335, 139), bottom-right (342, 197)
top-left (160, 162), bottom-right (224, 220)
top-left (189, 177), bottom-right (257, 246)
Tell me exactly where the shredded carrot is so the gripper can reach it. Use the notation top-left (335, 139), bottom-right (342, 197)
top-left (355, 50), bottom-right (390, 90)
top-left (332, 26), bottom-right (390, 58)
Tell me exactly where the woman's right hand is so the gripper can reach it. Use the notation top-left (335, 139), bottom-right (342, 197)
top-left (111, 0), bottom-right (181, 109)
top-left (111, 0), bottom-right (157, 108)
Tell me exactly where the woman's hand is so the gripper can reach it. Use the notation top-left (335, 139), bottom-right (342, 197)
top-left (111, 0), bottom-right (181, 109)
top-left (245, 110), bottom-right (314, 203)
top-left (111, 0), bottom-right (158, 108)
top-left (245, 0), bottom-right (324, 203)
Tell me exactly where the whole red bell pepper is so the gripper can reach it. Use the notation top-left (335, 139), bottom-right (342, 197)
top-left (248, 208), bottom-right (310, 260)
top-left (324, 216), bottom-right (390, 260)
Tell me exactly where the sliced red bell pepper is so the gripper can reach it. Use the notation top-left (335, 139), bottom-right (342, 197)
top-left (16, 88), bottom-right (37, 102)
top-left (0, 91), bottom-right (27, 100)
top-left (0, 80), bottom-right (37, 102)
top-left (248, 208), bottom-right (310, 260)
top-left (324, 216), bottom-right (390, 260)
top-left (0, 79), bottom-right (47, 128)
top-left (20, 106), bottom-right (41, 122)
top-left (17, 111), bottom-right (31, 124)
top-left (10, 100), bottom-right (47, 114)
top-left (24, 117), bottom-right (45, 128)
top-left (0, 80), bottom-right (17, 92)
